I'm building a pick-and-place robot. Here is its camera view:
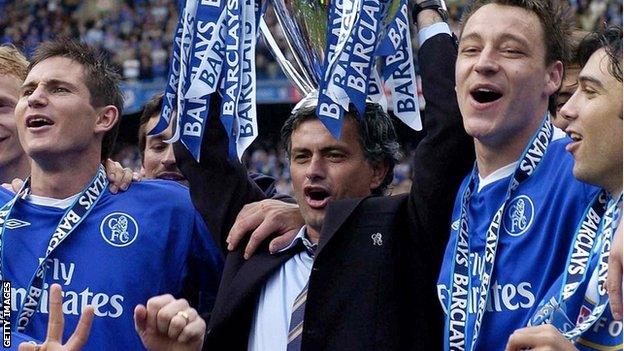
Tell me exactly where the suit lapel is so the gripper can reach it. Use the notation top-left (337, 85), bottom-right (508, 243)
top-left (212, 248), bottom-right (296, 327)
top-left (317, 196), bottom-right (367, 254)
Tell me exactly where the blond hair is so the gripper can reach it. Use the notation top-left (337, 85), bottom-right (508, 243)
top-left (0, 44), bottom-right (28, 81)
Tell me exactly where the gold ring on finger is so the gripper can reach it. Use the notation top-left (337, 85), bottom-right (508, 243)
top-left (176, 310), bottom-right (190, 323)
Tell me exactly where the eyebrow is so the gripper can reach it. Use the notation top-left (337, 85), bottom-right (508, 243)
top-left (291, 145), bottom-right (349, 154)
top-left (459, 32), bottom-right (482, 44)
top-left (147, 134), bottom-right (166, 141)
top-left (460, 32), bottom-right (530, 48)
top-left (578, 75), bottom-right (605, 90)
top-left (20, 78), bottom-right (79, 91)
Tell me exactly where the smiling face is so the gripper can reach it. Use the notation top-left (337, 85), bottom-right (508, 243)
top-left (456, 4), bottom-right (562, 150)
top-left (141, 113), bottom-right (187, 185)
top-left (561, 48), bottom-right (623, 194)
top-left (288, 117), bottom-right (387, 239)
top-left (0, 73), bottom-right (27, 174)
top-left (14, 56), bottom-right (110, 161)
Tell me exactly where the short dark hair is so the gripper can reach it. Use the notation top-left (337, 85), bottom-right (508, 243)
top-left (460, 0), bottom-right (574, 116)
top-left (550, 30), bottom-right (590, 116)
top-left (29, 38), bottom-right (124, 161)
top-left (460, 0), bottom-right (573, 65)
top-left (576, 25), bottom-right (622, 83)
top-left (281, 102), bottom-right (402, 196)
top-left (138, 93), bottom-right (164, 160)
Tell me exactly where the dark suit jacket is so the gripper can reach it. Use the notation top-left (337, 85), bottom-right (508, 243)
top-left (175, 33), bottom-right (474, 350)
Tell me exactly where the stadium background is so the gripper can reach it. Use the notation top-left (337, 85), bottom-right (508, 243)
top-left (1, 0), bottom-right (621, 195)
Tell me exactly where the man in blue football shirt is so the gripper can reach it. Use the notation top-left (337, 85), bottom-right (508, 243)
top-left (435, 1), bottom-right (603, 350)
top-left (505, 25), bottom-right (622, 351)
top-left (4, 38), bottom-right (220, 350)
top-left (0, 44), bottom-right (137, 193)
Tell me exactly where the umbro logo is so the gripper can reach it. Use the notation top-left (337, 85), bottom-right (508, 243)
top-left (2, 218), bottom-right (31, 229)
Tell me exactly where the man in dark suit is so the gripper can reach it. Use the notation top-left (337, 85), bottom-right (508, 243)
top-left (175, 3), bottom-right (473, 350)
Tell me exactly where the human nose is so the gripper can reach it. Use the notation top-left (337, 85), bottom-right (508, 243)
top-left (305, 154), bottom-right (326, 181)
top-left (474, 48), bottom-right (499, 75)
top-left (161, 144), bottom-right (176, 167)
top-left (560, 89), bottom-right (580, 122)
top-left (27, 85), bottom-right (47, 108)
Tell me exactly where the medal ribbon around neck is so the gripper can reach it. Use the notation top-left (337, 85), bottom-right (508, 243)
top-left (530, 192), bottom-right (621, 340)
top-left (564, 193), bottom-right (623, 339)
top-left (445, 114), bottom-right (554, 351)
top-left (0, 165), bottom-right (108, 332)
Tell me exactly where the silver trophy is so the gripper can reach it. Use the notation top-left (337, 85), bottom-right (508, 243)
top-left (260, 0), bottom-right (421, 131)
top-left (261, 0), bottom-right (400, 94)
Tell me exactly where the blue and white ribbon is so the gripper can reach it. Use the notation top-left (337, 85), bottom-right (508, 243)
top-left (445, 115), bottom-right (554, 351)
top-left (316, 0), bottom-right (358, 139)
top-left (342, 0), bottom-right (383, 117)
top-left (151, 0), bottom-right (186, 137)
top-left (154, 0), bottom-right (263, 161)
top-left (234, 0), bottom-right (259, 158)
top-left (529, 192), bottom-right (622, 341)
top-left (0, 166), bottom-right (109, 332)
top-left (380, 1), bottom-right (421, 130)
top-left (368, 66), bottom-right (388, 112)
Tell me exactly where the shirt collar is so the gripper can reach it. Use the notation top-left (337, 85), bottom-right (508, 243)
top-left (477, 161), bottom-right (518, 192)
top-left (277, 226), bottom-right (308, 253)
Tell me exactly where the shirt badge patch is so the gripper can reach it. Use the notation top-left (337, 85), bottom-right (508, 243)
top-left (100, 212), bottom-right (139, 247)
top-left (371, 232), bottom-right (383, 246)
top-left (504, 195), bottom-right (535, 237)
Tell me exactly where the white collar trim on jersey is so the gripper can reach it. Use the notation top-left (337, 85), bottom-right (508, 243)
top-left (478, 161), bottom-right (519, 192)
top-left (475, 125), bottom-right (565, 193)
top-left (25, 193), bottom-right (81, 209)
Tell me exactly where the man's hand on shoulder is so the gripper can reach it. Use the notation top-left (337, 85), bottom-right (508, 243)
top-left (134, 295), bottom-right (205, 351)
top-left (227, 199), bottom-right (304, 259)
top-left (2, 178), bottom-right (25, 194)
top-left (19, 284), bottom-right (94, 351)
top-left (105, 159), bottom-right (141, 194)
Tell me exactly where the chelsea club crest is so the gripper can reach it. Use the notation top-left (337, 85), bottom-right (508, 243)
top-left (503, 195), bottom-right (535, 237)
top-left (100, 212), bottom-right (139, 247)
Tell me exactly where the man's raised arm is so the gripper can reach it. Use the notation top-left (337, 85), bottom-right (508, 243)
top-left (409, 6), bottom-right (474, 260)
top-left (174, 97), bottom-right (267, 251)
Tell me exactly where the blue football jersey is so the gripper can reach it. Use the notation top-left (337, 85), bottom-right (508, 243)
top-left (2, 179), bottom-right (223, 350)
top-left (437, 138), bottom-right (599, 350)
top-left (534, 245), bottom-right (622, 350)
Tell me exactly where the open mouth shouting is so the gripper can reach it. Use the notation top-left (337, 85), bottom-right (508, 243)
top-left (304, 186), bottom-right (332, 209)
top-left (470, 85), bottom-right (504, 107)
top-left (25, 115), bottom-right (55, 130)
